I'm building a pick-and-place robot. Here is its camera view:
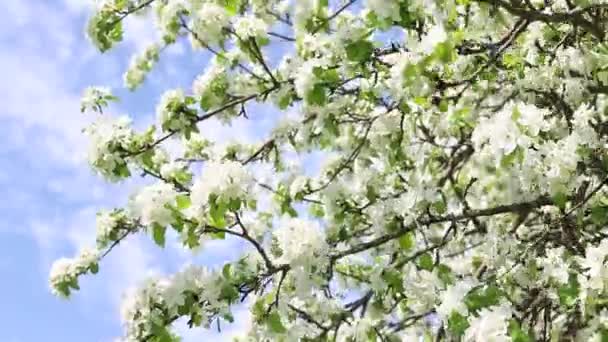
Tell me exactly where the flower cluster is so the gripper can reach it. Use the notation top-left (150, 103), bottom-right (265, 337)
top-left (190, 160), bottom-right (253, 216)
top-left (84, 115), bottom-right (135, 181)
top-left (156, 89), bottom-right (198, 134)
top-left (49, 248), bottom-right (100, 298)
top-left (192, 60), bottom-right (230, 111)
top-left (272, 217), bottom-right (327, 266)
top-left (80, 86), bottom-right (117, 113)
top-left (234, 15), bottom-right (268, 40)
top-left (129, 182), bottom-right (179, 227)
top-left (190, 4), bottom-right (230, 47)
top-left (124, 43), bottom-right (161, 90)
top-left (95, 209), bottom-right (133, 249)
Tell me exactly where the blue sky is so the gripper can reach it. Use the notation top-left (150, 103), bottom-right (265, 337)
top-left (0, 1), bottom-right (268, 340)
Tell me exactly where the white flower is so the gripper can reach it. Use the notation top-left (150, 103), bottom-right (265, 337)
top-left (539, 247), bottom-right (569, 284)
top-left (419, 24), bottom-right (447, 55)
top-left (160, 161), bottom-right (187, 181)
top-left (437, 278), bottom-right (477, 320)
top-left (157, 0), bottom-right (186, 37)
top-left (96, 210), bottom-right (118, 243)
top-left (85, 115), bottom-right (134, 181)
top-left (49, 258), bottom-right (76, 297)
top-left (191, 4), bottom-right (230, 46)
top-left (516, 103), bottom-right (548, 136)
top-left (234, 15), bottom-right (268, 40)
top-left (156, 88), bottom-right (193, 132)
top-left (472, 103), bottom-right (524, 157)
top-left (190, 160), bottom-right (253, 209)
top-left (123, 44), bottom-right (160, 90)
top-left (192, 60), bottom-right (227, 109)
top-left (580, 239), bottom-right (608, 290)
top-left (464, 302), bottom-right (512, 342)
top-left (556, 47), bottom-right (590, 75)
top-left (49, 248), bottom-right (100, 297)
top-left (161, 265), bottom-right (206, 310)
top-left (289, 176), bottom-right (309, 198)
top-left (81, 86), bottom-right (115, 112)
top-left (294, 59), bottom-right (326, 100)
top-left (564, 78), bottom-right (585, 105)
top-left (129, 182), bottom-right (178, 227)
top-left (78, 247), bottom-right (100, 268)
top-left (273, 217), bottom-right (327, 266)
top-left (294, 0), bottom-right (317, 32)
top-left (366, 0), bottom-right (401, 22)
top-left (344, 317), bottom-right (375, 341)
top-left (120, 278), bottom-right (165, 339)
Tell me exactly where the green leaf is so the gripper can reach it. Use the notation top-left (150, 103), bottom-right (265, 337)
top-left (220, 283), bottom-right (239, 302)
top-left (152, 223), bottom-right (167, 247)
top-left (209, 197), bottom-right (227, 228)
top-left (223, 0), bottom-right (240, 15)
top-left (267, 312), bottom-right (287, 334)
top-left (223, 312), bottom-right (235, 323)
top-left (465, 285), bottom-right (503, 313)
top-left (432, 200), bottom-right (447, 214)
top-left (277, 91), bottom-right (294, 109)
top-left (68, 278), bottom-right (80, 290)
top-left (447, 311), bottom-right (469, 336)
top-left (437, 264), bottom-right (454, 285)
top-left (382, 269), bottom-right (404, 292)
top-left (397, 3), bottom-right (414, 27)
top-left (114, 163), bottom-right (131, 178)
top-left (399, 232), bottom-right (415, 251)
top-left (151, 326), bottom-right (174, 342)
top-left (439, 99), bottom-right (449, 112)
top-left (176, 195), bottom-right (191, 210)
top-left (228, 198), bottom-right (242, 211)
top-left (600, 329), bottom-right (608, 342)
top-left (314, 67), bottom-right (341, 90)
top-left (89, 262), bottom-right (99, 274)
top-left (591, 205), bottom-right (608, 225)
top-left (87, 10), bottom-right (124, 53)
top-left (558, 275), bottom-right (579, 307)
top-left (508, 320), bottom-right (533, 342)
top-left (552, 192), bottom-right (568, 210)
top-left (417, 253), bottom-right (434, 271)
top-left (222, 264), bottom-right (232, 279)
top-left (345, 40), bottom-right (374, 63)
top-left (434, 42), bottom-right (456, 63)
top-left (309, 203), bottom-right (325, 218)
top-left (307, 83), bottom-right (326, 106)
top-left (209, 230), bottom-right (226, 240)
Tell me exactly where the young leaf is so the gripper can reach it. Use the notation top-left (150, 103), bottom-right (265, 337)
top-left (152, 224), bottom-right (167, 248)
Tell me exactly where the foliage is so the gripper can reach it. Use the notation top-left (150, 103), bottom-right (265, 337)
top-left (50, 0), bottom-right (608, 341)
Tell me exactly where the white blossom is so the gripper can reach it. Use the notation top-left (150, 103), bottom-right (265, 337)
top-left (191, 4), bottom-right (230, 46)
top-left (129, 182), bottom-right (178, 227)
top-left (539, 247), bottom-right (570, 284)
top-left (190, 160), bottom-right (253, 208)
top-left (273, 217), bottom-right (327, 266)
top-left (84, 115), bottom-right (134, 181)
top-left (465, 302), bottom-right (512, 342)
top-left (156, 88), bottom-right (193, 132)
top-left (81, 86), bottom-right (115, 112)
top-left (366, 0), bottom-right (401, 22)
top-left (419, 24), bottom-right (447, 55)
top-left (436, 278), bottom-right (477, 320)
top-left (234, 15), bottom-right (268, 40)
